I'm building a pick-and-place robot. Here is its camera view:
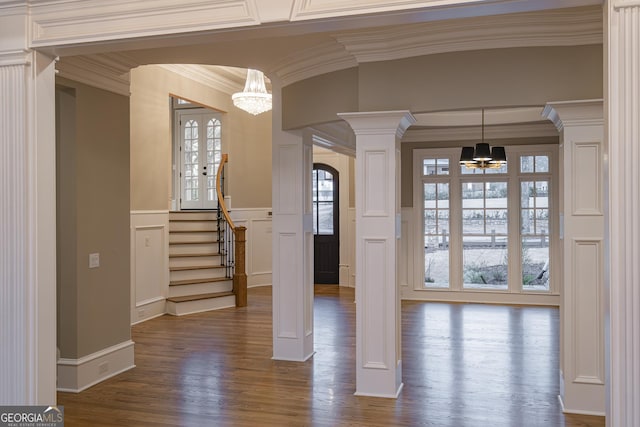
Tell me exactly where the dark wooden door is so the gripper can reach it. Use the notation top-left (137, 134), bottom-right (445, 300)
top-left (313, 164), bottom-right (339, 284)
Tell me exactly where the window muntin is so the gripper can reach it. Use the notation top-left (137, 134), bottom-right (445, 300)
top-left (418, 148), bottom-right (556, 296)
top-left (183, 119), bottom-right (199, 202)
top-left (423, 158), bottom-right (450, 176)
top-left (521, 180), bottom-right (550, 291)
top-left (206, 118), bottom-right (222, 202)
top-left (424, 182), bottom-right (450, 288)
top-left (313, 168), bottom-right (335, 235)
top-left (462, 181), bottom-right (508, 290)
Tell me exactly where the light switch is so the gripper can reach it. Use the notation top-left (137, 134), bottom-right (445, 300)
top-left (89, 253), bottom-right (100, 268)
top-left (145, 236), bottom-right (151, 247)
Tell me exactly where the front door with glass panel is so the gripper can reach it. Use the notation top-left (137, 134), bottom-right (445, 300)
top-left (313, 164), bottom-right (339, 284)
top-left (179, 111), bottom-right (222, 210)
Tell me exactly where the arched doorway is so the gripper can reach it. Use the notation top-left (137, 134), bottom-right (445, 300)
top-left (312, 163), bottom-right (339, 284)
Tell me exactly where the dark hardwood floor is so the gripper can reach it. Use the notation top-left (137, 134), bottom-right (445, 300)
top-left (58, 285), bottom-right (605, 426)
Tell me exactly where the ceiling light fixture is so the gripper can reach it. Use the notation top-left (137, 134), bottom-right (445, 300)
top-left (232, 69), bottom-right (272, 115)
top-left (459, 109), bottom-right (507, 169)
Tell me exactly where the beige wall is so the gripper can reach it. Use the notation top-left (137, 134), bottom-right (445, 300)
top-left (358, 45), bottom-right (602, 112)
top-left (130, 65), bottom-right (272, 210)
top-left (282, 45), bottom-right (602, 129)
top-left (56, 78), bottom-right (131, 359)
top-left (282, 67), bottom-right (359, 130)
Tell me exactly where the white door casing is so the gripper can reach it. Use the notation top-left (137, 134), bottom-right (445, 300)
top-left (178, 110), bottom-right (222, 210)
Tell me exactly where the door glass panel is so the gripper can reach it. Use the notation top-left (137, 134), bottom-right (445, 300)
top-left (184, 120), bottom-right (199, 201)
top-left (313, 168), bottom-right (335, 235)
top-left (521, 180), bottom-right (550, 291)
top-left (206, 119), bottom-right (221, 203)
top-left (423, 181), bottom-right (449, 288)
top-left (462, 181), bottom-right (508, 290)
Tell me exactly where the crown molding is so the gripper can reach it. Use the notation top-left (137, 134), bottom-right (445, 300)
top-left (270, 40), bottom-right (357, 86)
top-left (159, 65), bottom-right (246, 95)
top-left (402, 122), bottom-right (558, 143)
top-left (334, 6), bottom-right (603, 63)
top-left (56, 54), bottom-right (132, 96)
top-left (29, 0), bottom-right (261, 48)
top-left (307, 121), bottom-right (356, 157)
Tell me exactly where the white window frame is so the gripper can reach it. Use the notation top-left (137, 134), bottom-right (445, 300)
top-left (411, 145), bottom-right (559, 305)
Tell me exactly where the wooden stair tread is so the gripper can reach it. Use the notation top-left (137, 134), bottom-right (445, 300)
top-left (170, 277), bottom-right (230, 286)
top-left (166, 291), bottom-right (234, 303)
top-left (169, 252), bottom-right (221, 258)
top-left (170, 265), bottom-right (225, 272)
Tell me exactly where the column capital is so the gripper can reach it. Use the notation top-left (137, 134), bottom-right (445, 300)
top-left (542, 99), bottom-right (603, 131)
top-left (338, 110), bottom-right (416, 139)
top-left (613, 0), bottom-right (640, 9)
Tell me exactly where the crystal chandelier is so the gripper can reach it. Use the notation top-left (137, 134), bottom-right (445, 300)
top-left (459, 109), bottom-right (507, 169)
top-left (232, 69), bottom-right (272, 115)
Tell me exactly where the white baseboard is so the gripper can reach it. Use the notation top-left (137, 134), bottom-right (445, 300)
top-left (248, 272), bottom-right (271, 287)
top-left (248, 282), bottom-right (272, 289)
top-left (132, 297), bottom-right (166, 325)
top-left (57, 340), bottom-right (135, 393)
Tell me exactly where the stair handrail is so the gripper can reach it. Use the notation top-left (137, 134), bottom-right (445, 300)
top-left (216, 154), bottom-right (235, 230)
top-left (215, 154), bottom-right (247, 307)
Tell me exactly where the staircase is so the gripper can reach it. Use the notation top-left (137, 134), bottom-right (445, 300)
top-left (167, 211), bottom-right (235, 315)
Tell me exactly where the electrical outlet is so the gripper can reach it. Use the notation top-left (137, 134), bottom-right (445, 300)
top-left (89, 253), bottom-right (100, 268)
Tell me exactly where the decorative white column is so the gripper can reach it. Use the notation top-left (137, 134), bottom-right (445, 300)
top-left (0, 6), bottom-right (57, 404)
top-left (339, 111), bottom-right (415, 398)
top-left (607, 2), bottom-right (640, 426)
top-left (543, 100), bottom-right (604, 415)
top-left (271, 78), bottom-right (314, 361)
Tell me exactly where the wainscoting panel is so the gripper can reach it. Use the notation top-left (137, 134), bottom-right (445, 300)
top-left (230, 208), bottom-right (272, 287)
top-left (130, 211), bottom-right (169, 325)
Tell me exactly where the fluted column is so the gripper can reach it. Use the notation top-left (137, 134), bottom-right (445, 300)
top-left (607, 2), bottom-right (640, 425)
top-left (271, 78), bottom-right (314, 361)
top-left (339, 111), bottom-right (415, 398)
top-left (0, 48), bottom-right (57, 404)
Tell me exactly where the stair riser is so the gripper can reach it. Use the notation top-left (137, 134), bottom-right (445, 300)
top-left (169, 222), bottom-right (218, 232)
top-left (169, 256), bottom-right (223, 268)
top-left (168, 281), bottom-right (233, 298)
top-left (166, 295), bottom-right (235, 316)
top-left (169, 233), bottom-right (218, 244)
top-left (169, 243), bottom-right (220, 256)
top-left (170, 268), bottom-right (227, 282)
top-left (169, 212), bottom-right (217, 221)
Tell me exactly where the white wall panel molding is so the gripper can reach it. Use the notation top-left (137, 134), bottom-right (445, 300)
top-left (340, 110), bottom-right (414, 398)
top-left (228, 208), bottom-right (272, 287)
top-left (571, 142), bottom-right (602, 215)
top-left (333, 5), bottom-right (602, 63)
top-left (130, 211), bottom-right (169, 325)
top-left (0, 51), bottom-right (57, 404)
top-left (57, 340), bottom-right (135, 393)
top-left (607, 3), bottom-right (640, 425)
top-left (29, 0), bottom-right (261, 48)
top-left (543, 99), bottom-right (604, 416)
top-left (363, 150), bottom-right (389, 216)
top-left (572, 239), bottom-right (604, 385)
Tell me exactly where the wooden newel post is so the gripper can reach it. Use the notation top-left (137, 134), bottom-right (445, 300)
top-left (233, 226), bottom-right (247, 307)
